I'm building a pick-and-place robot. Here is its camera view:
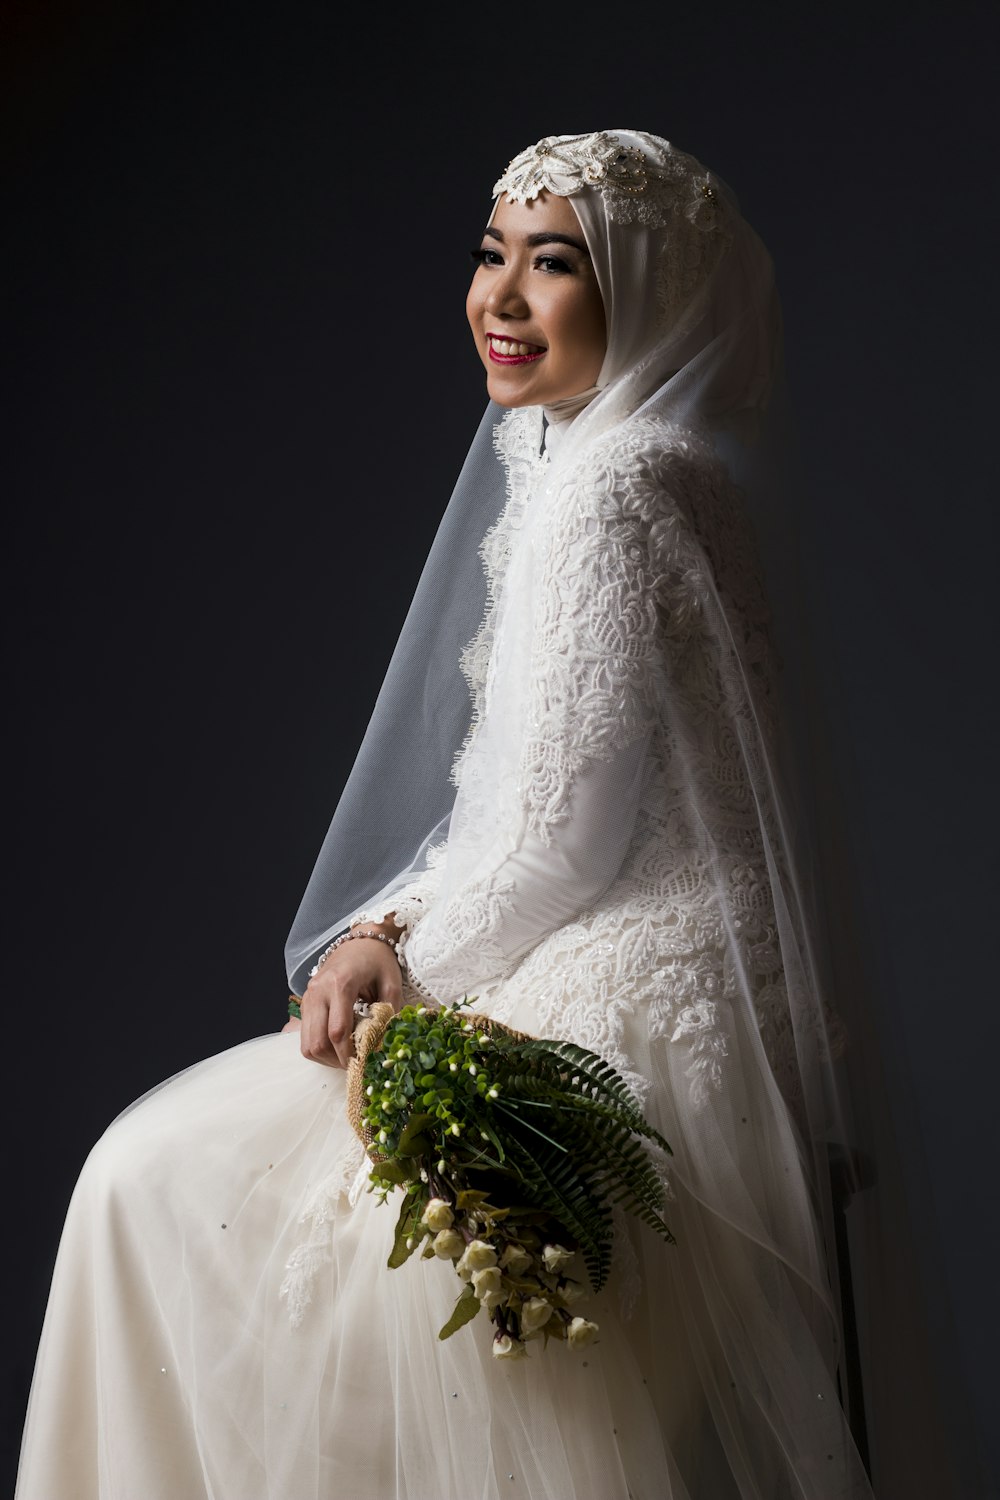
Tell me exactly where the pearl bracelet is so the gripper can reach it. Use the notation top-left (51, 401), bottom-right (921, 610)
top-left (307, 927), bottom-right (398, 978)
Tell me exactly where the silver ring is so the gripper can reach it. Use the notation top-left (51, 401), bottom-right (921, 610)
top-left (352, 999), bottom-right (373, 1020)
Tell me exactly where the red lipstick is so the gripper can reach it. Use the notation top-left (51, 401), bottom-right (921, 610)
top-left (486, 333), bottom-right (546, 366)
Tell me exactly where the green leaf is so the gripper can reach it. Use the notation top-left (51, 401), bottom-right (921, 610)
top-left (438, 1283), bottom-right (481, 1340)
top-left (387, 1197), bottom-right (423, 1269)
top-left (397, 1113), bottom-right (435, 1157)
top-left (455, 1189), bottom-right (491, 1209)
top-left (479, 1120), bottom-right (507, 1163)
top-left (493, 1101), bottom-right (569, 1153)
top-left (398, 1134), bottom-right (432, 1159)
top-left (372, 1159), bottom-right (416, 1186)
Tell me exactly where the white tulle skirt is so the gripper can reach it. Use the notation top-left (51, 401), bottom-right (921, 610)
top-left (16, 981), bottom-right (875, 1499)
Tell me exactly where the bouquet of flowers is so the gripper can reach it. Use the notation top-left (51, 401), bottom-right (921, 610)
top-left (346, 999), bottom-right (676, 1359)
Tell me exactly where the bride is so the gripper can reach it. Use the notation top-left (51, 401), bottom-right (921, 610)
top-left (16, 130), bottom-right (876, 1499)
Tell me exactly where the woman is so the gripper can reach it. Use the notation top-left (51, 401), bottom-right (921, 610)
top-left (17, 130), bottom-right (875, 1499)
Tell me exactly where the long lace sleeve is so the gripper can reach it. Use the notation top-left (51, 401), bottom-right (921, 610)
top-left (401, 422), bottom-right (703, 1001)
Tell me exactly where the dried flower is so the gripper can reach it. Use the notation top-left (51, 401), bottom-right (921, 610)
top-left (567, 1316), bottom-right (600, 1349)
top-left (542, 1244), bottom-right (574, 1273)
top-left (499, 1244), bottom-right (533, 1275)
top-left (422, 1198), bottom-right (454, 1232)
top-left (432, 1228), bottom-right (464, 1260)
top-left (492, 1333), bottom-right (528, 1360)
top-left (519, 1297), bottom-right (553, 1334)
top-left (472, 1266), bottom-right (504, 1308)
top-left (456, 1240), bottom-right (498, 1278)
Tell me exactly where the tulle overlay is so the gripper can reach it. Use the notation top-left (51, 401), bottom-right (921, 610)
top-left (17, 978), bottom-right (871, 1499)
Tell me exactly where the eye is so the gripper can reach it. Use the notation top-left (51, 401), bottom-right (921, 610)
top-left (535, 255), bottom-right (572, 274)
top-left (470, 248), bottom-right (504, 267)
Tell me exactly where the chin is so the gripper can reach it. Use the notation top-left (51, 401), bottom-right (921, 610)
top-left (486, 374), bottom-right (540, 409)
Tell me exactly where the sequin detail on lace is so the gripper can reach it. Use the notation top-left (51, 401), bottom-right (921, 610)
top-left (494, 132), bottom-right (664, 206)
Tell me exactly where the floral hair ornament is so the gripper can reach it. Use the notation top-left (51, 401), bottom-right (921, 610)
top-left (492, 129), bottom-right (727, 237)
top-left (493, 132), bottom-right (656, 205)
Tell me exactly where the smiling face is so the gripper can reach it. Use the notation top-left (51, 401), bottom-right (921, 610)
top-left (466, 190), bottom-right (606, 408)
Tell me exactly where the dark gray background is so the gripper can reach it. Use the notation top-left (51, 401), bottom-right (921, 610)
top-left (4, 2), bottom-right (997, 1495)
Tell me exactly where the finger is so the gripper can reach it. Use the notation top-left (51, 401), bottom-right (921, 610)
top-left (328, 995), bottom-right (357, 1071)
top-left (300, 987), bottom-right (340, 1067)
top-left (378, 970), bottom-right (404, 1011)
top-left (281, 1018), bottom-right (302, 1034)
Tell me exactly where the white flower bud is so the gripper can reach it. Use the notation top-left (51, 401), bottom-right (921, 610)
top-left (492, 1333), bottom-right (527, 1361)
top-left (422, 1197), bottom-right (454, 1232)
top-left (456, 1239), bottom-right (498, 1277)
top-left (567, 1316), bottom-right (599, 1349)
top-left (558, 1279), bottom-right (585, 1305)
top-left (499, 1243), bottom-right (533, 1275)
top-left (519, 1297), bottom-right (552, 1335)
top-left (432, 1228), bottom-right (465, 1260)
top-left (471, 1266), bottom-right (503, 1303)
top-left (542, 1243), bottom-right (574, 1273)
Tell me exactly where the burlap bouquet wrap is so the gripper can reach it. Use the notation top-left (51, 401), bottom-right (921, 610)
top-left (346, 1002), bottom-right (531, 1161)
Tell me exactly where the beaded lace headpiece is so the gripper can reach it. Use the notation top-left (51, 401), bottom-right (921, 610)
top-left (493, 131), bottom-right (724, 231)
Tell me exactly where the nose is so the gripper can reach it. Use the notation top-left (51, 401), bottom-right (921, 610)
top-left (483, 265), bottom-right (530, 320)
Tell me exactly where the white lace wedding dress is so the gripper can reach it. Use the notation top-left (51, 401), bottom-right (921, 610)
top-left (16, 407), bottom-right (874, 1499)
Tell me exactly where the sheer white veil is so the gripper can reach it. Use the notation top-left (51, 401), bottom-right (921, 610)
top-left (284, 131), bottom-right (780, 996)
top-left (284, 131), bottom-right (953, 1491)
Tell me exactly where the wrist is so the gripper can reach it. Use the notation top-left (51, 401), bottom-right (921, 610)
top-left (351, 913), bottom-right (404, 944)
top-left (307, 925), bottom-right (401, 979)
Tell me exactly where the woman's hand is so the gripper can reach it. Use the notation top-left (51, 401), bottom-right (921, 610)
top-left (295, 925), bottom-right (404, 1070)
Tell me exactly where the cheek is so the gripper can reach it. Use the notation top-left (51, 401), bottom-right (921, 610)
top-left (552, 287), bottom-right (605, 371)
top-left (580, 284), bottom-right (607, 366)
top-left (466, 278), bottom-right (484, 333)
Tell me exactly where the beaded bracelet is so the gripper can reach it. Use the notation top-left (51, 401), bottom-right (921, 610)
top-left (307, 926), bottom-right (399, 979)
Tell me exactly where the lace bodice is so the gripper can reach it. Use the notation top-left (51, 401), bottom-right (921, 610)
top-left (376, 408), bottom-right (841, 1129)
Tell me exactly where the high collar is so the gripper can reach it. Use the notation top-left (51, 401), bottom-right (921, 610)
top-left (542, 385), bottom-right (602, 455)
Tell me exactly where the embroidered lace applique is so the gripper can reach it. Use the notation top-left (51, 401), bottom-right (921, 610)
top-left (494, 132), bottom-right (664, 207)
top-left (450, 407), bottom-right (546, 790)
top-left (280, 1134), bottom-right (367, 1329)
top-left (418, 408), bottom-right (833, 1127)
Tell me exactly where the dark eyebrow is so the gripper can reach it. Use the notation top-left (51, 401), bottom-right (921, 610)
top-left (483, 225), bottom-right (590, 255)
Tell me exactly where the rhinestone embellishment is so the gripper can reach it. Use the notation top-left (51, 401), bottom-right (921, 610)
top-left (493, 132), bottom-right (658, 205)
